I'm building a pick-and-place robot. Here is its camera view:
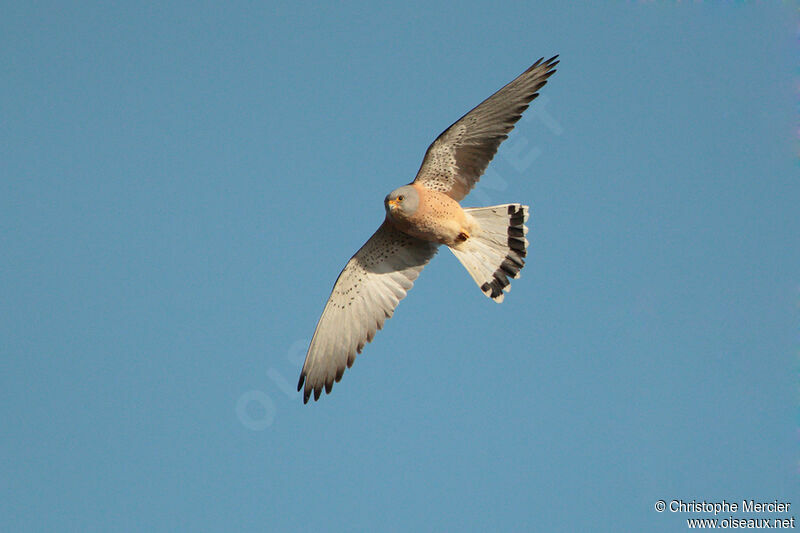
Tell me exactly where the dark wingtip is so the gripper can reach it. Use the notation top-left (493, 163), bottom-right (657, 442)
top-left (303, 388), bottom-right (310, 404)
top-left (297, 373), bottom-right (305, 392)
top-left (529, 55), bottom-right (559, 73)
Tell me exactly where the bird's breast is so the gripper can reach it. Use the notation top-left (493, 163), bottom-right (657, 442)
top-left (388, 186), bottom-right (471, 247)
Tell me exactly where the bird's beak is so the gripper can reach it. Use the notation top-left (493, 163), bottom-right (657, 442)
top-left (387, 199), bottom-right (398, 209)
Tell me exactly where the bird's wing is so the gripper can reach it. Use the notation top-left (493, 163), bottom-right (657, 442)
top-left (412, 56), bottom-right (558, 201)
top-left (297, 221), bottom-right (439, 403)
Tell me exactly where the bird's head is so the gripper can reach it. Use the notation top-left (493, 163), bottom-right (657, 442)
top-left (384, 185), bottom-right (419, 220)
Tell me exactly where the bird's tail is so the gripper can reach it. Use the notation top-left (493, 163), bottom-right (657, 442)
top-left (449, 204), bottom-right (529, 303)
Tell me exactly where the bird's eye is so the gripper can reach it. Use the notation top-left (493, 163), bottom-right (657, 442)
top-left (397, 195), bottom-right (405, 202)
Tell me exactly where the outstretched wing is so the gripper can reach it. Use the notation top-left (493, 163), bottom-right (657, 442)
top-left (298, 221), bottom-right (439, 403)
top-left (412, 56), bottom-right (558, 201)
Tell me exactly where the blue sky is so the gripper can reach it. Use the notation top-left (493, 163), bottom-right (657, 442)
top-left (1, 2), bottom-right (797, 531)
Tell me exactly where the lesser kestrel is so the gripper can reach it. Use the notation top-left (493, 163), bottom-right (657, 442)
top-left (298, 56), bottom-right (559, 403)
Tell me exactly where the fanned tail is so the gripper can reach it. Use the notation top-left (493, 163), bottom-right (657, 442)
top-left (449, 204), bottom-right (529, 303)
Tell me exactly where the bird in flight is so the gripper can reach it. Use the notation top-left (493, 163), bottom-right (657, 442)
top-left (298, 56), bottom-right (559, 403)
